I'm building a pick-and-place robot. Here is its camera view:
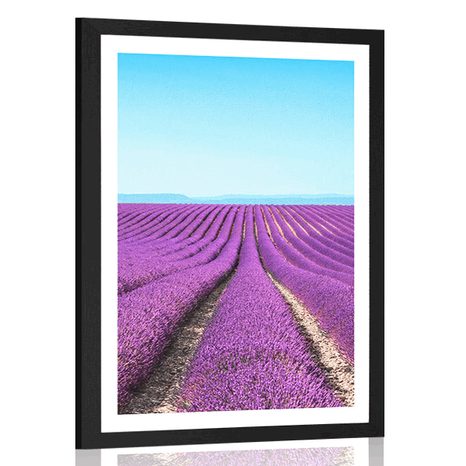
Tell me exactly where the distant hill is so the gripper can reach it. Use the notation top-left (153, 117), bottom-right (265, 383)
top-left (118, 193), bottom-right (354, 205)
top-left (118, 193), bottom-right (191, 203)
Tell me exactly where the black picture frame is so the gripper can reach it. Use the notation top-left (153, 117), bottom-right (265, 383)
top-left (76, 17), bottom-right (384, 450)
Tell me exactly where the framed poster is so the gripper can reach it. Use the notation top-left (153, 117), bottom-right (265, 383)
top-left (76, 18), bottom-right (384, 449)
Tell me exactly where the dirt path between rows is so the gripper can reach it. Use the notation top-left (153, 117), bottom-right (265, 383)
top-left (269, 273), bottom-right (355, 406)
top-left (121, 276), bottom-right (232, 414)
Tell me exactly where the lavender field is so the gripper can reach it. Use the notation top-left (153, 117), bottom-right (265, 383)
top-left (118, 204), bottom-right (354, 414)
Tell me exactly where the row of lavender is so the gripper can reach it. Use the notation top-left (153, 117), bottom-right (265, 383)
top-left (118, 203), bottom-right (354, 410)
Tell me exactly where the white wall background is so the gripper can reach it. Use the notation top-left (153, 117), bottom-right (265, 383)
top-left (1, 1), bottom-right (465, 464)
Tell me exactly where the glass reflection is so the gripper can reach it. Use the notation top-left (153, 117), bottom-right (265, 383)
top-left (120, 446), bottom-right (351, 465)
top-left (76, 438), bottom-right (383, 466)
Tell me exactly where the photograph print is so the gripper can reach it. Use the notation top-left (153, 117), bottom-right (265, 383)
top-left (117, 52), bottom-right (357, 415)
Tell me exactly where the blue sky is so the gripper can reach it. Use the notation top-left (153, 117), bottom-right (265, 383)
top-left (118, 53), bottom-right (354, 196)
